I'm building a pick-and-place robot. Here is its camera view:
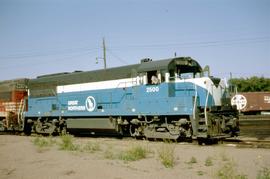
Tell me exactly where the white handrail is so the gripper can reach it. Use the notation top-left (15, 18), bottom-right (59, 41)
top-left (193, 84), bottom-right (197, 120)
top-left (17, 99), bottom-right (24, 124)
top-left (204, 87), bottom-right (210, 126)
top-left (116, 79), bottom-right (137, 89)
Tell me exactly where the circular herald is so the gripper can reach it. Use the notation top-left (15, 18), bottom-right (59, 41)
top-left (85, 96), bottom-right (96, 112)
top-left (231, 94), bottom-right (247, 110)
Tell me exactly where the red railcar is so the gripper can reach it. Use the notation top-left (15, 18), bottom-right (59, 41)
top-left (0, 79), bottom-right (28, 131)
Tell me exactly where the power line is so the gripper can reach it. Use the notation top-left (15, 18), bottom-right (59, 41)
top-left (0, 50), bottom-right (97, 70)
top-left (1, 36), bottom-right (269, 60)
top-left (109, 36), bottom-right (270, 50)
top-left (0, 47), bottom-right (100, 60)
top-left (106, 48), bottom-right (129, 65)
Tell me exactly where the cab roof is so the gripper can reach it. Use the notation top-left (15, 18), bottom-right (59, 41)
top-left (137, 57), bottom-right (202, 73)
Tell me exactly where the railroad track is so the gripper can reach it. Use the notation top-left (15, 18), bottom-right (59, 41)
top-left (1, 117), bottom-right (269, 148)
top-left (222, 117), bottom-right (269, 148)
top-left (239, 118), bottom-right (270, 141)
top-left (222, 138), bottom-right (270, 148)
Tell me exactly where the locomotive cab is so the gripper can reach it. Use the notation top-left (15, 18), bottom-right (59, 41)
top-left (137, 57), bottom-right (239, 142)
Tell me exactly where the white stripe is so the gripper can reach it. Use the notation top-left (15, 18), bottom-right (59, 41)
top-left (57, 76), bottom-right (226, 106)
top-left (57, 78), bottom-right (137, 93)
top-left (175, 77), bottom-right (227, 106)
top-left (175, 77), bottom-right (211, 90)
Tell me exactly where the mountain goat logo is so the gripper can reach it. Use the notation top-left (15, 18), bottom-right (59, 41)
top-left (85, 96), bottom-right (96, 112)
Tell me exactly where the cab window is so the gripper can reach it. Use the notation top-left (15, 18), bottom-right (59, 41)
top-left (146, 70), bottom-right (159, 85)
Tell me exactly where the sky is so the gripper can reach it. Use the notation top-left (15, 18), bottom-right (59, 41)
top-left (0, 0), bottom-right (269, 81)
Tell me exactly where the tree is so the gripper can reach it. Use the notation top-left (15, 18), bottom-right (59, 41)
top-left (229, 76), bottom-right (270, 92)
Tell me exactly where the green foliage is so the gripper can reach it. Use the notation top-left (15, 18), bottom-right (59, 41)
top-left (217, 161), bottom-right (247, 179)
top-left (257, 167), bottom-right (270, 179)
top-left (58, 134), bottom-right (79, 151)
top-left (119, 145), bottom-right (148, 162)
top-left (158, 143), bottom-right (175, 168)
top-left (229, 76), bottom-right (270, 92)
top-left (205, 156), bottom-right (213, 166)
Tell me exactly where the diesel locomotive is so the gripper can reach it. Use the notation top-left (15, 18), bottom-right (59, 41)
top-left (0, 57), bottom-right (239, 144)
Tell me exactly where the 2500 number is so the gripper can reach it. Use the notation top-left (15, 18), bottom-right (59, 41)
top-left (146, 87), bottom-right (159, 93)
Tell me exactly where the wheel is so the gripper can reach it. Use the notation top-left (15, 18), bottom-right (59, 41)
top-left (197, 138), bottom-right (205, 145)
top-left (23, 123), bottom-right (32, 136)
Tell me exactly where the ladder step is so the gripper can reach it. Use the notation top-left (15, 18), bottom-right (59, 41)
top-left (198, 126), bottom-right (207, 132)
top-left (199, 119), bottom-right (206, 124)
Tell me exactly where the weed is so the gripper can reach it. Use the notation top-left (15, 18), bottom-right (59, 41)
top-left (104, 148), bottom-right (115, 159)
top-left (33, 136), bottom-right (54, 148)
top-left (103, 144), bottom-right (115, 159)
top-left (33, 136), bottom-right (48, 147)
top-left (197, 171), bottom-right (204, 176)
top-left (205, 156), bottom-right (213, 166)
top-left (188, 156), bottom-right (197, 164)
top-left (158, 143), bottom-right (175, 168)
top-left (82, 142), bottom-right (101, 153)
top-left (48, 135), bottom-right (57, 145)
top-left (119, 145), bottom-right (148, 162)
top-left (257, 167), bottom-right (270, 179)
top-left (220, 152), bottom-right (229, 161)
top-left (217, 160), bottom-right (247, 179)
top-left (58, 134), bottom-right (79, 151)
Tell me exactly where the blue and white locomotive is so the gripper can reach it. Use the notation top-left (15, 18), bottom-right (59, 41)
top-left (25, 57), bottom-right (239, 143)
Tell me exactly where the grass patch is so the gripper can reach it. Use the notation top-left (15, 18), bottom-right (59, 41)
top-left (158, 143), bottom-right (175, 168)
top-left (257, 167), bottom-right (270, 179)
top-left (32, 136), bottom-right (55, 148)
top-left (58, 134), bottom-right (79, 151)
top-left (220, 152), bottom-right (229, 161)
top-left (82, 142), bottom-right (101, 153)
top-left (104, 149), bottom-right (115, 160)
top-left (205, 156), bottom-right (213, 166)
top-left (197, 171), bottom-right (204, 176)
top-left (33, 136), bottom-right (50, 148)
top-left (104, 146), bottom-right (115, 159)
top-left (188, 156), bottom-right (197, 164)
top-left (217, 160), bottom-right (247, 179)
top-left (119, 145), bottom-right (148, 162)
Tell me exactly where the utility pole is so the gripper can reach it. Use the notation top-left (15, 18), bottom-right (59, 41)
top-left (103, 38), bottom-right (107, 69)
top-left (96, 37), bottom-right (107, 70)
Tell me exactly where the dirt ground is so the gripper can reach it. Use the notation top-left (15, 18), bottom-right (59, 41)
top-left (0, 135), bottom-right (269, 179)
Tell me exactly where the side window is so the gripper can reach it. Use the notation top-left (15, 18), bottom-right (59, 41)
top-left (169, 70), bottom-right (175, 81)
top-left (160, 70), bottom-right (166, 83)
top-left (139, 73), bottom-right (145, 84)
top-left (51, 104), bottom-right (58, 111)
top-left (147, 71), bottom-right (159, 85)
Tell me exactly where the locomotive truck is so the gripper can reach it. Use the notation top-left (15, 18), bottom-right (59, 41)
top-left (0, 57), bottom-right (239, 144)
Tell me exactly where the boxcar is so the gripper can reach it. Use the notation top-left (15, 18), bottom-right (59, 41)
top-left (231, 92), bottom-right (270, 115)
top-left (0, 78), bottom-right (28, 131)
